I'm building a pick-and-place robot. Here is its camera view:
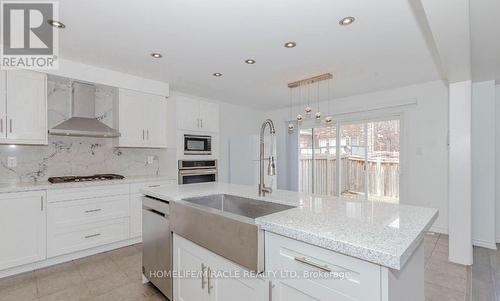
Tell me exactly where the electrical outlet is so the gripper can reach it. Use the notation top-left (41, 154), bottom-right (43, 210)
top-left (7, 156), bottom-right (17, 168)
top-left (147, 156), bottom-right (155, 165)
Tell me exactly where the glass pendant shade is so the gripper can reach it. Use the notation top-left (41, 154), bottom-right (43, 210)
top-left (305, 106), bottom-right (312, 117)
top-left (325, 116), bottom-right (333, 124)
top-left (296, 114), bottom-right (303, 122)
top-left (288, 123), bottom-right (294, 132)
top-left (315, 112), bottom-right (321, 120)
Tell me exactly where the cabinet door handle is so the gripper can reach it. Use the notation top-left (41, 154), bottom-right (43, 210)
top-left (294, 257), bottom-right (331, 272)
top-left (147, 130), bottom-right (149, 140)
top-left (9, 119), bottom-right (12, 133)
top-left (85, 208), bottom-right (102, 213)
top-left (197, 119), bottom-right (200, 128)
top-left (201, 263), bottom-right (207, 289)
top-left (269, 281), bottom-right (274, 301)
top-left (207, 266), bottom-right (213, 294)
top-left (0, 118), bottom-right (3, 133)
top-left (40, 196), bottom-right (44, 211)
top-left (201, 119), bottom-right (203, 128)
top-left (84, 233), bottom-right (101, 239)
top-left (142, 130), bottom-right (145, 140)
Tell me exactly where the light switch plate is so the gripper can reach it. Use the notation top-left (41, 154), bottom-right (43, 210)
top-left (7, 156), bottom-right (16, 167)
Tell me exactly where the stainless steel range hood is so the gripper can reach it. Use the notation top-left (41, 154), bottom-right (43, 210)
top-left (49, 82), bottom-right (121, 138)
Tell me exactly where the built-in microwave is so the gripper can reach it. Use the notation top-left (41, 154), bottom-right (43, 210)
top-left (184, 134), bottom-right (212, 155)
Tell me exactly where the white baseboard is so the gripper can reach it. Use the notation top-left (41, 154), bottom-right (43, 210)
top-left (473, 239), bottom-right (497, 250)
top-left (0, 236), bottom-right (142, 278)
top-left (429, 225), bottom-right (448, 235)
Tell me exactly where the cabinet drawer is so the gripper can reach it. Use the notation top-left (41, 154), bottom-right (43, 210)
top-left (130, 181), bottom-right (165, 194)
top-left (47, 184), bottom-right (129, 203)
top-left (48, 195), bottom-right (130, 228)
top-left (48, 218), bottom-right (129, 257)
top-left (266, 232), bottom-right (381, 301)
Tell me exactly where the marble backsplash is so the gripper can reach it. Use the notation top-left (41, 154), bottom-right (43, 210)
top-left (0, 75), bottom-right (176, 184)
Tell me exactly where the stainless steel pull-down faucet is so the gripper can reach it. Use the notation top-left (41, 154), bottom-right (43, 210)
top-left (259, 119), bottom-right (276, 196)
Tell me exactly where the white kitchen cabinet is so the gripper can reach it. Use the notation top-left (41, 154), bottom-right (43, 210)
top-left (173, 234), bottom-right (267, 301)
top-left (129, 181), bottom-right (170, 238)
top-left (266, 232), bottom-right (382, 301)
top-left (0, 191), bottom-right (46, 271)
top-left (114, 88), bottom-right (168, 148)
top-left (177, 95), bottom-right (201, 132)
top-left (177, 95), bottom-right (219, 133)
top-left (145, 94), bottom-right (168, 147)
top-left (47, 184), bottom-right (130, 257)
top-left (199, 101), bottom-right (219, 133)
top-left (0, 71), bottom-right (5, 137)
top-left (0, 70), bottom-right (47, 145)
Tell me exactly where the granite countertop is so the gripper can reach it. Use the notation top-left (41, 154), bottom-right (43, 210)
top-left (0, 175), bottom-right (176, 193)
top-left (141, 182), bottom-right (438, 270)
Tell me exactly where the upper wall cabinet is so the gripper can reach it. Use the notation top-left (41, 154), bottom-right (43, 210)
top-left (114, 88), bottom-right (168, 148)
top-left (177, 95), bottom-right (219, 133)
top-left (0, 70), bottom-right (47, 145)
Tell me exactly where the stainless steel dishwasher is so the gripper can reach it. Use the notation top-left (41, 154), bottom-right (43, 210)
top-left (142, 195), bottom-right (172, 300)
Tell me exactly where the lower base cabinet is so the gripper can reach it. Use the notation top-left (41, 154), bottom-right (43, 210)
top-left (266, 232), bottom-right (425, 301)
top-left (173, 234), bottom-right (268, 301)
top-left (0, 191), bottom-right (46, 271)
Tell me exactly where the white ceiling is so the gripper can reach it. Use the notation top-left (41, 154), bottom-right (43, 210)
top-left (58, 0), bottom-right (442, 109)
top-left (470, 0), bottom-right (500, 83)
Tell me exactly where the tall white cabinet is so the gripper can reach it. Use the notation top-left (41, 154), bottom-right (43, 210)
top-left (0, 191), bottom-right (46, 271)
top-left (177, 94), bottom-right (219, 133)
top-left (0, 70), bottom-right (47, 145)
top-left (114, 88), bottom-right (168, 148)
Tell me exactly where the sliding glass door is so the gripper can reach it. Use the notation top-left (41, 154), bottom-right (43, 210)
top-left (298, 118), bottom-right (400, 203)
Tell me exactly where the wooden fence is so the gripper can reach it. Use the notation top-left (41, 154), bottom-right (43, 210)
top-left (299, 154), bottom-right (399, 200)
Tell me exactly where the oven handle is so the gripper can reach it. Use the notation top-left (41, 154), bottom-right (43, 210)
top-left (185, 135), bottom-right (212, 139)
top-left (179, 169), bottom-right (217, 175)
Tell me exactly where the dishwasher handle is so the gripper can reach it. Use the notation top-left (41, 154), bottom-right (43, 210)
top-left (143, 206), bottom-right (167, 218)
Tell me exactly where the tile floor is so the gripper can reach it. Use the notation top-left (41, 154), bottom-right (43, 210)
top-left (424, 233), bottom-right (472, 301)
top-left (471, 242), bottom-right (500, 301)
top-left (0, 233), bottom-right (491, 301)
top-left (0, 244), bottom-right (167, 301)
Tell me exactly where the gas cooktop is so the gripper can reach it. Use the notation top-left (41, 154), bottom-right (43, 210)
top-left (48, 174), bottom-right (125, 184)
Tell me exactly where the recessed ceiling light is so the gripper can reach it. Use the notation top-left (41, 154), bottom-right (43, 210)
top-left (47, 20), bottom-right (65, 28)
top-left (213, 73), bottom-right (222, 77)
top-left (245, 59), bottom-right (256, 64)
top-left (339, 16), bottom-right (355, 26)
top-left (150, 53), bottom-right (163, 58)
top-left (284, 42), bottom-right (296, 48)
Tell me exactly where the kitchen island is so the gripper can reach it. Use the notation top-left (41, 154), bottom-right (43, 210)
top-left (141, 182), bottom-right (438, 301)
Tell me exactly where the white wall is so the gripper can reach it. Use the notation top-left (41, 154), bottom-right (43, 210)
top-left (471, 81), bottom-right (496, 249)
top-left (448, 81), bottom-right (473, 265)
top-left (265, 80), bottom-right (449, 233)
top-left (496, 85), bottom-right (500, 242)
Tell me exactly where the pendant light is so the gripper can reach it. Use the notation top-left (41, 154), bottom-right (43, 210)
top-left (315, 81), bottom-right (321, 121)
top-left (324, 78), bottom-right (333, 125)
top-left (287, 73), bottom-right (332, 128)
top-left (288, 88), bottom-right (295, 132)
top-left (296, 83), bottom-right (303, 122)
top-left (304, 84), bottom-right (312, 117)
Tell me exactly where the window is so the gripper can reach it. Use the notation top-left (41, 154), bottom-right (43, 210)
top-left (298, 118), bottom-right (400, 203)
